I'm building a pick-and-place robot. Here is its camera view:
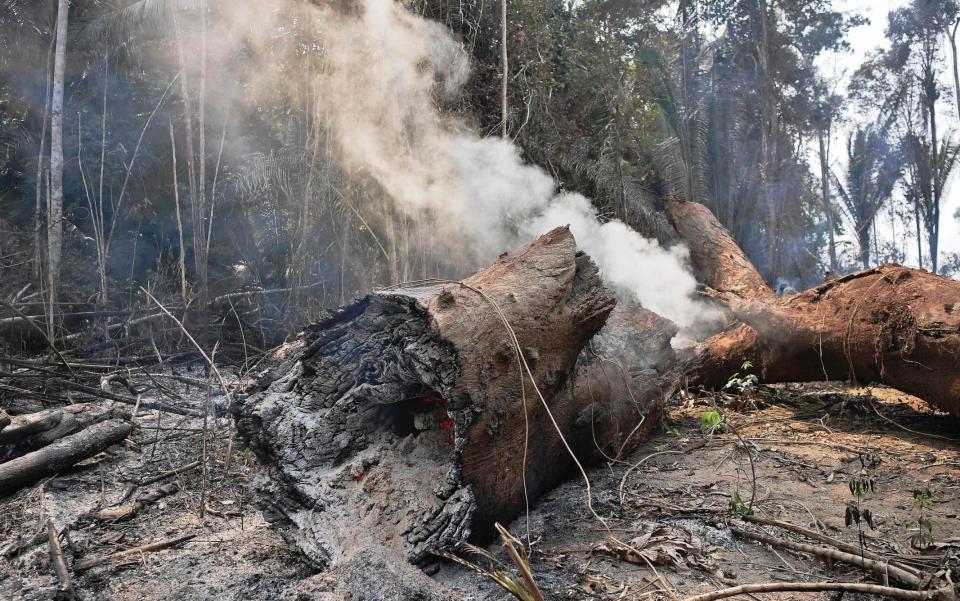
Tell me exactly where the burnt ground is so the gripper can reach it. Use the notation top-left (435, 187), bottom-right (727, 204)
top-left (1, 373), bottom-right (958, 600)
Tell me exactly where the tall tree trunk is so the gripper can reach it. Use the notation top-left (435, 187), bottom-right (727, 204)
top-left (34, 38), bottom-right (55, 294)
top-left (197, 0), bottom-right (209, 293)
top-left (817, 129), bottom-right (837, 271)
top-left (96, 51), bottom-right (109, 305)
top-left (170, 120), bottom-right (188, 303)
top-left (501, 0), bottom-right (508, 137)
top-left (949, 22), bottom-right (960, 126)
top-left (171, 1), bottom-right (205, 305)
top-left (925, 57), bottom-right (940, 274)
top-left (858, 226), bottom-right (870, 269)
top-left (752, 0), bottom-right (779, 283)
top-left (915, 198), bottom-right (924, 269)
top-left (47, 0), bottom-right (70, 339)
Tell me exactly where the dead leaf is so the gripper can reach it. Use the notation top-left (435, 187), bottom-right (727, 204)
top-left (593, 525), bottom-right (714, 572)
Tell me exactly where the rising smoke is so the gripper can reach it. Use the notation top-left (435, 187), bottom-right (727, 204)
top-left (227, 0), bottom-right (717, 333)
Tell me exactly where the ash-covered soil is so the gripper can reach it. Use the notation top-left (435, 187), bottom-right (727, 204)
top-left (2, 370), bottom-right (958, 600)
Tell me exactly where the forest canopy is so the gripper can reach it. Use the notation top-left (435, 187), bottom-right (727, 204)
top-left (1, 0), bottom-right (959, 341)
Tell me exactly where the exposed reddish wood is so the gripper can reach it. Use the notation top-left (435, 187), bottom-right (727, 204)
top-left (664, 197), bottom-right (960, 416)
top-left (662, 196), bottom-right (774, 302)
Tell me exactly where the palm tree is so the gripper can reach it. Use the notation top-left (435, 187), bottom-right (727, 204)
top-left (833, 123), bottom-right (902, 269)
top-left (905, 134), bottom-right (960, 271)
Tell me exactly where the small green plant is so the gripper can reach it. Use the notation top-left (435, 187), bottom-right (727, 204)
top-left (699, 410), bottom-right (725, 435)
top-left (844, 453), bottom-right (876, 557)
top-left (729, 489), bottom-right (751, 517)
top-left (906, 489), bottom-right (935, 550)
top-left (724, 360), bottom-right (759, 393)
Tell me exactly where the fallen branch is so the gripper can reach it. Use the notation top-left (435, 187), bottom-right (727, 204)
top-left (84, 482), bottom-right (179, 522)
top-left (681, 581), bottom-right (953, 601)
top-left (742, 515), bottom-right (922, 577)
top-left (139, 459), bottom-right (200, 486)
top-left (46, 519), bottom-right (73, 597)
top-left (139, 288), bottom-right (236, 475)
top-left (0, 300), bottom-right (75, 375)
top-left (0, 410), bottom-right (64, 447)
top-left (48, 378), bottom-right (200, 417)
top-left (73, 533), bottom-right (195, 572)
top-left (731, 526), bottom-right (921, 588)
top-left (0, 419), bottom-right (133, 496)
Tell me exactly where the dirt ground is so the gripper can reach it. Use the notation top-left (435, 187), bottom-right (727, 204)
top-left (1, 371), bottom-right (958, 600)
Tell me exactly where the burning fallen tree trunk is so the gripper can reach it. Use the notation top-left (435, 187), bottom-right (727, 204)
top-left (665, 197), bottom-right (960, 416)
top-left (234, 228), bottom-right (677, 578)
top-left (234, 200), bottom-right (958, 597)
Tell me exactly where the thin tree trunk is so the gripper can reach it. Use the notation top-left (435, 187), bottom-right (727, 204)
top-left (96, 51), bottom-right (109, 304)
top-left (926, 57), bottom-right (940, 274)
top-left (500, 0), bottom-right (508, 137)
top-left (170, 120), bottom-right (188, 303)
top-left (197, 0), bottom-right (208, 293)
top-left (34, 38), bottom-right (55, 293)
top-left (949, 22), bottom-right (960, 126)
top-left (47, 0), bottom-right (70, 340)
top-left (818, 129), bottom-right (837, 271)
top-left (915, 198), bottom-right (924, 268)
top-left (859, 227), bottom-right (870, 269)
top-left (171, 1), bottom-right (205, 305)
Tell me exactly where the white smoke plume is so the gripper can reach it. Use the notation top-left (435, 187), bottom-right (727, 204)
top-left (233, 0), bottom-right (717, 332)
top-left (303, 0), bottom-right (718, 332)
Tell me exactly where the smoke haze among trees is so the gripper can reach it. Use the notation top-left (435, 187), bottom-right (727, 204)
top-left (1, 0), bottom-right (959, 343)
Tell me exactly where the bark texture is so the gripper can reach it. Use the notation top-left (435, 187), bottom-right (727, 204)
top-left (664, 196), bottom-right (960, 416)
top-left (0, 402), bottom-right (129, 462)
top-left (237, 229), bottom-right (606, 566)
top-left (0, 418), bottom-right (132, 496)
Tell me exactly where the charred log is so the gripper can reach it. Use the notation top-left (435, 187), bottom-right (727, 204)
top-left (0, 402), bottom-right (129, 462)
top-left (0, 418), bottom-right (133, 496)
top-left (234, 228), bottom-right (676, 578)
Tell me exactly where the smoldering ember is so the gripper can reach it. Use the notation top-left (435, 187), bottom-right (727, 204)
top-left (1, 1), bottom-right (960, 601)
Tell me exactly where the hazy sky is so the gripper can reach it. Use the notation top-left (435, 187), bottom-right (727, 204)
top-left (817, 0), bottom-right (960, 266)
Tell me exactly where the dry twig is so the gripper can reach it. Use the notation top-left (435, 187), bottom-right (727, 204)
top-left (682, 581), bottom-right (953, 601)
top-left (74, 534), bottom-right (195, 572)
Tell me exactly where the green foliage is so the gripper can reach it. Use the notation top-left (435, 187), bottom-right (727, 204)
top-left (699, 410), bottom-right (724, 436)
top-left (723, 360), bottom-right (759, 393)
top-left (907, 489), bottom-right (935, 549)
top-left (728, 489), bottom-right (751, 518)
top-left (844, 453), bottom-right (878, 557)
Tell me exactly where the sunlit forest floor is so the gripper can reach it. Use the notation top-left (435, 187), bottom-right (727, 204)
top-left (2, 373), bottom-right (958, 600)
